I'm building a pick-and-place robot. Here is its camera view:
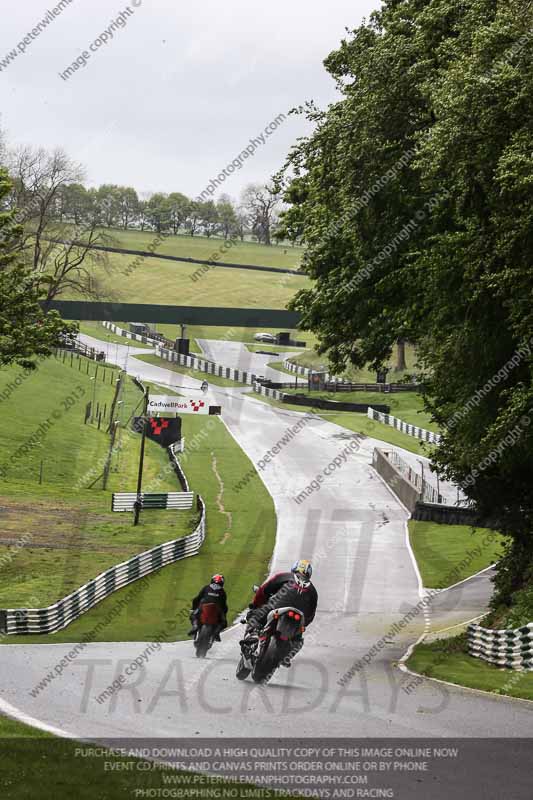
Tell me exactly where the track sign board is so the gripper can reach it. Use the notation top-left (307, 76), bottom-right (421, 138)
top-left (148, 395), bottom-right (220, 415)
top-left (132, 416), bottom-right (182, 446)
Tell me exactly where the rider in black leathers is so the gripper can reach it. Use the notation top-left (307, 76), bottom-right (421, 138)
top-left (188, 574), bottom-right (228, 641)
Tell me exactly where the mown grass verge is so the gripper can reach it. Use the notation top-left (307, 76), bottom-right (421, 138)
top-left (0, 713), bottom-right (293, 800)
top-left (408, 521), bottom-right (505, 589)
top-left (406, 635), bottom-right (533, 701)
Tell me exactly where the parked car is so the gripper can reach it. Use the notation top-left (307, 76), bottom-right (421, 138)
top-left (253, 333), bottom-right (276, 343)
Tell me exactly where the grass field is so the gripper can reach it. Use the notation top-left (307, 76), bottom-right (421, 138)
top-left (407, 635), bottom-right (533, 701)
top-left (134, 353), bottom-right (247, 388)
top-left (0, 356), bottom-right (199, 607)
top-left (77, 322), bottom-right (152, 350)
top-left (0, 714), bottom-right (293, 800)
top-left (1, 405), bottom-right (276, 642)
top-left (63, 245), bottom-right (308, 311)
top-left (104, 227), bottom-right (304, 269)
top-left (408, 521), bottom-right (504, 589)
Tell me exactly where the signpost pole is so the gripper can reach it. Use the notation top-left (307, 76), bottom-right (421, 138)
top-left (134, 384), bottom-right (150, 526)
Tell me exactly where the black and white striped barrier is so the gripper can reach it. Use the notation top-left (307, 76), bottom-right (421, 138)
top-left (252, 381), bottom-right (284, 401)
top-left (157, 346), bottom-right (256, 385)
top-left (111, 492), bottom-right (194, 511)
top-left (367, 407), bottom-right (441, 444)
top-left (102, 320), bottom-right (163, 347)
top-left (0, 496), bottom-right (205, 636)
top-left (282, 359), bottom-right (335, 382)
top-left (467, 622), bottom-right (533, 670)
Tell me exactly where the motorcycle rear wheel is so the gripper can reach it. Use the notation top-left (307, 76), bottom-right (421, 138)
top-left (195, 625), bottom-right (213, 658)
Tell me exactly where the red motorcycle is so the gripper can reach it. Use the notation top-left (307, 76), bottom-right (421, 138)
top-left (194, 603), bottom-right (222, 658)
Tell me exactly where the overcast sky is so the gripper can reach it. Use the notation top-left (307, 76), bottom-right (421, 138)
top-left (1, 0), bottom-right (378, 200)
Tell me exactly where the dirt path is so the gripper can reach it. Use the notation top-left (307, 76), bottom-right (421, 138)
top-left (210, 452), bottom-right (232, 544)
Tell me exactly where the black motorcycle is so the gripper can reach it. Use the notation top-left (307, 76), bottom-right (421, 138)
top-left (236, 606), bottom-right (305, 683)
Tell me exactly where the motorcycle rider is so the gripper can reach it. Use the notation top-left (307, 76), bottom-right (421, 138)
top-left (243, 559), bottom-right (317, 665)
top-left (188, 574), bottom-right (228, 641)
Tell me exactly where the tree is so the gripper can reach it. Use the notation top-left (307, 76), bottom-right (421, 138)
top-left (0, 168), bottom-right (71, 368)
top-left (217, 195), bottom-right (238, 239)
top-left (116, 186), bottom-right (139, 229)
top-left (280, 0), bottom-right (533, 604)
top-left (234, 208), bottom-right (248, 241)
top-left (185, 201), bottom-right (202, 237)
top-left (167, 192), bottom-right (190, 235)
top-left (146, 193), bottom-right (172, 233)
top-left (274, 175), bottom-right (306, 245)
top-left (137, 199), bottom-right (149, 231)
top-left (199, 200), bottom-right (219, 238)
top-left (6, 146), bottom-right (112, 302)
top-left (95, 184), bottom-right (121, 227)
top-left (58, 182), bottom-right (91, 224)
top-left (241, 184), bottom-right (280, 245)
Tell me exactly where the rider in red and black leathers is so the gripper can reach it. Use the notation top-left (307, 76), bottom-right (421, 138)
top-left (249, 572), bottom-right (293, 611)
top-left (246, 562), bottom-right (318, 633)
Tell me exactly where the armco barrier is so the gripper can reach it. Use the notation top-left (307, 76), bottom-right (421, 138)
top-left (0, 495), bottom-right (205, 636)
top-left (467, 622), bottom-right (533, 671)
top-left (102, 320), bottom-right (165, 348)
top-left (252, 382), bottom-right (389, 413)
top-left (111, 491), bottom-right (194, 511)
top-left (283, 359), bottom-right (334, 381)
top-left (367, 407), bottom-right (441, 444)
top-left (157, 346), bottom-right (256, 385)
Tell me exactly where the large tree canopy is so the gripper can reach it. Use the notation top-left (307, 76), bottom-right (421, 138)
top-left (0, 169), bottom-right (70, 369)
top-left (281, 0), bottom-right (533, 601)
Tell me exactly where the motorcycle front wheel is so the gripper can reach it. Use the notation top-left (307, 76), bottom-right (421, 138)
top-left (252, 637), bottom-right (288, 683)
top-left (236, 654), bottom-right (251, 681)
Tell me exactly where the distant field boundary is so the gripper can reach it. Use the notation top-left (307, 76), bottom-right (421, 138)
top-left (47, 239), bottom-right (301, 275)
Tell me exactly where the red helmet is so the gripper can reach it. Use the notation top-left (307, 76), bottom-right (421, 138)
top-left (211, 574), bottom-right (224, 587)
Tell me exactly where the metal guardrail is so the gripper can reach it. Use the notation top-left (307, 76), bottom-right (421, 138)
top-left (112, 492), bottom-right (194, 511)
top-left (467, 622), bottom-right (533, 671)
top-left (283, 359), bottom-right (334, 381)
top-left (102, 320), bottom-right (166, 349)
top-left (157, 346), bottom-right (256, 385)
top-left (367, 407), bottom-right (441, 443)
top-left (0, 496), bottom-right (206, 636)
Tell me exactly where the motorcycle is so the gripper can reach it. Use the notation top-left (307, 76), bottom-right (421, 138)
top-left (236, 606), bottom-right (305, 683)
top-left (193, 603), bottom-right (222, 658)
